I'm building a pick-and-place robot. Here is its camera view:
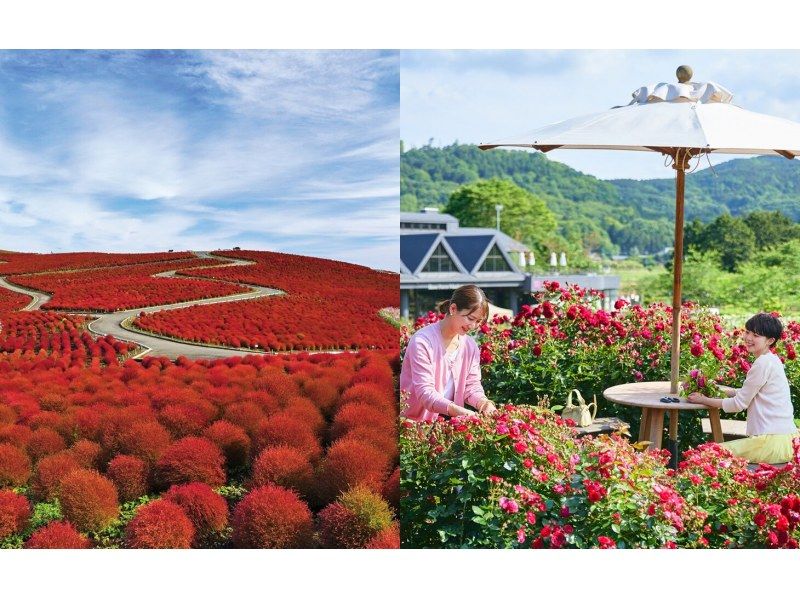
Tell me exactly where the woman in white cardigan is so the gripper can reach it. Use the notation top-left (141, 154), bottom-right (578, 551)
top-left (687, 313), bottom-right (799, 464)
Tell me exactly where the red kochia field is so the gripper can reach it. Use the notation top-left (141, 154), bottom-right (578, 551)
top-left (0, 349), bottom-right (399, 549)
top-left (0, 251), bottom-right (195, 275)
top-left (134, 250), bottom-right (399, 350)
top-left (8, 260), bottom-right (247, 312)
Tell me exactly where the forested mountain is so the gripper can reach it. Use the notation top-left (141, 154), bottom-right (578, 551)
top-left (401, 143), bottom-right (800, 255)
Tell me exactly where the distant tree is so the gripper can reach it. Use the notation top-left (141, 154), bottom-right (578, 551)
top-left (743, 210), bottom-right (800, 249)
top-left (444, 179), bottom-right (558, 252)
top-left (700, 214), bottom-right (756, 272)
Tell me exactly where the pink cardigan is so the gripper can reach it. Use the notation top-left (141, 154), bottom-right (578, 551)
top-left (400, 321), bottom-right (488, 422)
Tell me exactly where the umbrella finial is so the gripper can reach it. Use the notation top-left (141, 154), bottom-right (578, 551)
top-left (676, 65), bottom-right (693, 83)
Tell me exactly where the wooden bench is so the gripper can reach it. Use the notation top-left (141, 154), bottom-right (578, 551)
top-left (576, 417), bottom-right (629, 437)
top-left (701, 418), bottom-right (747, 440)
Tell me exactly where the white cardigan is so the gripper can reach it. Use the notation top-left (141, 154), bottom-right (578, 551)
top-left (722, 352), bottom-right (798, 436)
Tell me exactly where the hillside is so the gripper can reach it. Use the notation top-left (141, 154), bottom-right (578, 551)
top-left (401, 144), bottom-right (800, 254)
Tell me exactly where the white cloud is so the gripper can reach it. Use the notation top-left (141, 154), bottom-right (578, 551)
top-left (0, 50), bottom-right (399, 268)
top-left (402, 50), bottom-right (800, 180)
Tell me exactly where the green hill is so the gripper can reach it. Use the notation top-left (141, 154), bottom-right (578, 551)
top-left (401, 143), bottom-right (800, 254)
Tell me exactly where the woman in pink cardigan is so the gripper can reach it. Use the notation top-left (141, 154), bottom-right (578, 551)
top-left (401, 285), bottom-right (497, 422)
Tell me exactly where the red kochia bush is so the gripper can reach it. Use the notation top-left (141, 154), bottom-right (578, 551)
top-left (117, 421), bottom-right (172, 465)
top-left (301, 378), bottom-right (340, 416)
top-left (125, 499), bottom-right (195, 549)
top-left (231, 485), bottom-right (314, 549)
top-left (106, 455), bottom-right (150, 503)
top-left (58, 469), bottom-right (119, 533)
top-left (316, 439), bottom-right (391, 506)
top-left (222, 402), bottom-right (266, 436)
top-left (0, 425), bottom-right (32, 449)
top-left (339, 382), bottom-right (395, 410)
top-left (202, 420), bottom-right (251, 469)
top-left (339, 426), bottom-right (399, 463)
top-left (31, 452), bottom-right (81, 501)
top-left (365, 523), bottom-right (400, 549)
top-left (250, 446), bottom-right (314, 497)
top-left (0, 490), bottom-right (31, 539)
top-left (0, 404), bottom-right (17, 425)
top-left (329, 402), bottom-right (395, 442)
top-left (317, 486), bottom-right (394, 548)
top-left (252, 414), bottom-right (322, 461)
top-left (26, 428), bottom-right (66, 463)
top-left (24, 521), bottom-right (93, 549)
top-left (155, 437), bottom-right (226, 489)
top-left (0, 443), bottom-right (32, 487)
top-left (69, 439), bottom-right (102, 469)
top-left (163, 482), bottom-right (228, 543)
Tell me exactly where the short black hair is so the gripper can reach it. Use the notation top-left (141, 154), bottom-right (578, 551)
top-left (745, 313), bottom-right (783, 345)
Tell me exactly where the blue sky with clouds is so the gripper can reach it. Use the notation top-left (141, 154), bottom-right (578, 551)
top-left (402, 50), bottom-right (800, 180)
top-left (0, 50), bottom-right (398, 270)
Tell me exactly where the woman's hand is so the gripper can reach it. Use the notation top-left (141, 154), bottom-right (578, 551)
top-left (686, 392), bottom-right (708, 405)
top-left (446, 402), bottom-right (473, 418)
top-left (478, 399), bottom-right (497, 415)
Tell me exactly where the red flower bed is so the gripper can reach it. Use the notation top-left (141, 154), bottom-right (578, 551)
top-left (0, 312), bottom-right (136, 366)
top-left (0, 287), bottom-right (29, 312)
top-left (9, 259), bottom-right (247, 312)
top-left (0, 348), bottom-right (398, 548)
top-left (0, 251), bottom-right (194, 275)
top-left (132, 250), bottom-right (399, 351)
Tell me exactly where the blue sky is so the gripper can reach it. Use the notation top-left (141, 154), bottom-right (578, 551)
top-left (402, 50), bottom-right (800, 180)
top-left (0, 50), bottom-right (398, 270)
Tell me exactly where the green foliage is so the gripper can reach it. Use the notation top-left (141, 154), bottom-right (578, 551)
top-left (28, 499), bottom-right (62, 531)
top-left (402, 145), bottom-right (800, 259)
top-left (644, 241), bottom-right (800, 315)
top-left (444, 179), bottom-right (558, 253)
top-left (90, 494), bottom-right (154, 548)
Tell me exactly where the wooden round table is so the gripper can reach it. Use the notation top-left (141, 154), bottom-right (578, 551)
top-left (603, 381), bottom-right (728, 465)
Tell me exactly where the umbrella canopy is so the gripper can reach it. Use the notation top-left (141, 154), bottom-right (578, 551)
top-left (480, 79), bottom-right (800, 157)
top-left (479, 66), bottom-right (800, 393)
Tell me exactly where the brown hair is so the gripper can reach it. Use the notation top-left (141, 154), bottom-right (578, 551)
top-left (436, 285), bottom-right (489, 324)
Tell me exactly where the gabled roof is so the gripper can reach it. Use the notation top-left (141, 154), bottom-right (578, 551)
top-left (443, 235), bottom-right (494, 273)
top-left (400, 233), bottom-right (438, 272)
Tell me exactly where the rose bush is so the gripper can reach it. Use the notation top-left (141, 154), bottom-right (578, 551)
top-left (401, 406), bottom-right (800, 548)
top-left (403, 282), bottom-right (800, 446)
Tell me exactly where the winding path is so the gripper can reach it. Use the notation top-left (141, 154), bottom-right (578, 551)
top-left (0, 252), bottom-right (286, 360)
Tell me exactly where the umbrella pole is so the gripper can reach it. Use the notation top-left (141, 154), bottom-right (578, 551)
top-left (670, 152), bottom-right (689, 394)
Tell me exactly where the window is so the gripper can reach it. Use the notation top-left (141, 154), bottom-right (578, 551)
top-left (422, 244), bottom-right (457, 272)
top-left (479, 245), bottom-right (511, 272)
top-left (401, 222), bottom-right (446, 230)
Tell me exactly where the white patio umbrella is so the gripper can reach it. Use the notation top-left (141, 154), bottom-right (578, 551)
top-left (480, 66), bottom-right (800, 394)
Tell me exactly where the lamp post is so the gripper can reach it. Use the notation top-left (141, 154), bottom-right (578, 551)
top-left (495, 204), bottom-right (503, 231)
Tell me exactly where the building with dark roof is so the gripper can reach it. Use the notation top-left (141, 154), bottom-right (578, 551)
top-left (400, 209), bottom-right (621, 318)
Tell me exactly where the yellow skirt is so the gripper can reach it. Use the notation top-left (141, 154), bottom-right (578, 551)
top-left (722, 432), bottom-right (800, 464)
